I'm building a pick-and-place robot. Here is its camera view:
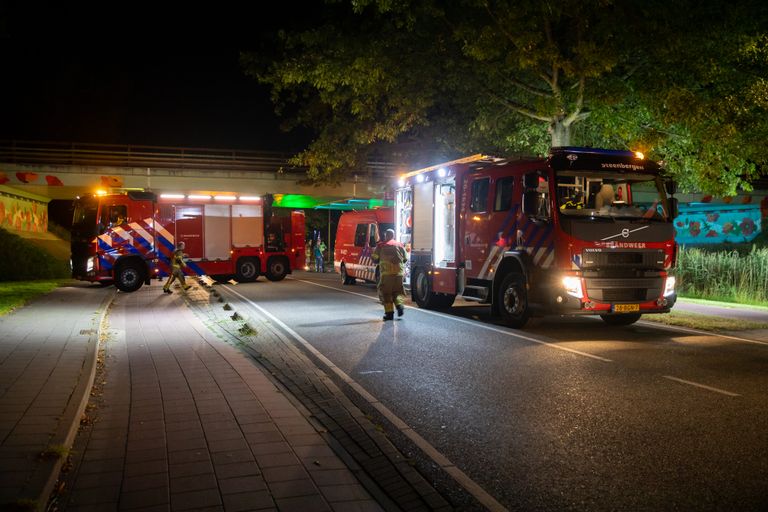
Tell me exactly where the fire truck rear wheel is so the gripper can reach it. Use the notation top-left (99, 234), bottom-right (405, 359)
top-left (498, 273), bottom-right (530, 328)
top-left (115, 261), bottom-right (145, 293)
top-left (412, 268), bottom-right (454, 309)
top-left (235, 258), bottom-right (259, 282)
top-left (266, 257), bottom-right (289, 282)
top-left (600, 313), bottom-right (642, 326)
top-left (340, 264), bottom-right (355, 285)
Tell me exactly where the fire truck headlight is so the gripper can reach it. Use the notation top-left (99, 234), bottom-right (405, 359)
top-left (664, 275), bottom-right (676, 297)
top-left (562, 276), bottom-right (583, 299)
top-left (86, 257), bottom-right (95, 272)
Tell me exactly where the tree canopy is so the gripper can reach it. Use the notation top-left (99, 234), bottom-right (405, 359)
top-left (243, 0), bottom-right (768, 195)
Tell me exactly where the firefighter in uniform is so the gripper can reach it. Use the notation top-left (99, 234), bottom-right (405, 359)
top-left (372, 229), bottom-right (407, 321)
top-left (163, 241), bottom-right (191, 294)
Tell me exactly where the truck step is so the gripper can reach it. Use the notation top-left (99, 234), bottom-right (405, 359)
top-left (462, 285), bottom-right (489, 301)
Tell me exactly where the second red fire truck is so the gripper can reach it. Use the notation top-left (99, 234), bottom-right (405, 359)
top-left (395, 147), bottom-right (678, 328)
top-left (71, 192), bottom-right (305, 292)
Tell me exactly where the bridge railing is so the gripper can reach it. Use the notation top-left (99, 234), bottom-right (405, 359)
top-left (0, 140), bottom-right (399, 181)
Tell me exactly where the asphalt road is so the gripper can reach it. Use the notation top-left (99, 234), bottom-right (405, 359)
top-left (221, 271), bottom-right (768, 512)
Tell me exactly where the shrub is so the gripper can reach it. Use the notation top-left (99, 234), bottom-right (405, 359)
top-left (676, 245), bottom-right (768, 305)
top-left (0, 229), bottom-right (70, 281)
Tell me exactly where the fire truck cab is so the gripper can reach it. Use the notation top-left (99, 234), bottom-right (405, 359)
top-left (71, 191), bottom-right (305, 292)
top-left (395, 147), bottom-right (678, 328)
top-left (333, 208), bottom-right (394, 284)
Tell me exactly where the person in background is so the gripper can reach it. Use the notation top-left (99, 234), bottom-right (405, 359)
top-left (372, 228), bottom-right (407, 321)
top-left (314, 237), bottom-right (327, 272)
top-left (163, 241), bottom-right (191, 294)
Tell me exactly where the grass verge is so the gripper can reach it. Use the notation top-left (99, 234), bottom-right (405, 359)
top-left (0, 280), bottom-right (67, 316)
top-left (642, 310), bottom-right (768, 331)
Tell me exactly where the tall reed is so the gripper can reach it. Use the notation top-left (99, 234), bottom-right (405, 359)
top-left (676, 246), bottom-right (768, 305)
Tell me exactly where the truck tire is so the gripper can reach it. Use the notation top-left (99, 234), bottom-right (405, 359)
top-left (412, 268), bottom-right (455, 309)
top-left (340, 264), bottom-right (355, 285)
top-left (600, 313), bottom-right (641, 326)
top-left (266, 257), bottom-right (289, 282)
top-left (497, 273), bottom-right (530, 328)
top-left (115, 260), bottom-right (145, 293)
top-left (235, 257), bottom-right (259, 282)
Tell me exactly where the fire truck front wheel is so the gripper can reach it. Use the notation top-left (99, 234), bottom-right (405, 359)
top-left (266, 257), bottom-right (289, 282)
top-left (498, 273), bottom-right (530, 328)
top-left (600, 313), bottom-right (642, 326)
top-left (114, 260), bottom-right (146, 293)
top-left (235, 258), bottom-right (260, 282)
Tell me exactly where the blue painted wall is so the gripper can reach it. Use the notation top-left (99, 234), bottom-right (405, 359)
top-left (675, 203), bottom-right (762, 245)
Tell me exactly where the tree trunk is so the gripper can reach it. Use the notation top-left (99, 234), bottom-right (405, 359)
top-left (549, 118), bottom-right (571, 147)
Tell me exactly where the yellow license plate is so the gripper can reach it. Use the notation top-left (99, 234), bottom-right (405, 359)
top-left (613, 303), bottom-right (640, 313)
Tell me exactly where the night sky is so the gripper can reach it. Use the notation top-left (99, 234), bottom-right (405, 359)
top-left (0, 2), bottom-right (316, 152)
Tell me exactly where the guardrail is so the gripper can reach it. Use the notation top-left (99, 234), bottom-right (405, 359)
top-left (0, 140), bottom-right (399, 179)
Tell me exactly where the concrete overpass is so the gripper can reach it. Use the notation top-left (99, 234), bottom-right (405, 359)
top-left (0, 140), bottom-right (401, 204)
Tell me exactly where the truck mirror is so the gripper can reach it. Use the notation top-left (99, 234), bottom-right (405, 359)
top-left (665, 180), bottom-right (677, 195)
top-left (668, 197), bottom-right (679, 219)
top-left (524, 173), bottom-right (539, 189)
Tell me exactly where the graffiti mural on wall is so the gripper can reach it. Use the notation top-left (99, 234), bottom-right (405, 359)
top-left (1, 170), bottom-right (123, 188)
top-left (0, 170), bottom-right (65, 187)
top-left (675, 203), bottom-right (762, 245)
top-left (0, 192), bottom-right (48, 233)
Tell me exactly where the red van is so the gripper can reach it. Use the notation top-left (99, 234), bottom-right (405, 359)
top-left (334, 208), bottom-right (394, 284)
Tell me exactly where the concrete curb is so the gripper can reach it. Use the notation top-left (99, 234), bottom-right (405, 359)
top-left (25, 288), bottom-right (116, 512)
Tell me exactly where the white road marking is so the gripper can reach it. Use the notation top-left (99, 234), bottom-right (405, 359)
top-left (663, 375), bottom-right (740, 397)
top-left (292, 278), bottom-right (612, 363)
top-left (637, 320), bottom-right (768, 346)
top-left (222, 285), bottom-right (509, 512)
top-left (358, 370), bottom-right (384, 375)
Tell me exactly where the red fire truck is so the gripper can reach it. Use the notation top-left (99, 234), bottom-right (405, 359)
top-left (395, 147), bottom-right (678, 328)
top-left (333, 208), bottom-right (394, 284)
top-left (71, 191), bottom-right (305, 292)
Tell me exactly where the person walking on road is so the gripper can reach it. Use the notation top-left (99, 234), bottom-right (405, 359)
top-left (372, 228), bottom-right (407, 321)
top-left (163, 241), bottom-right (191, 294)
top-left (314, 237), bottom-right (327, 273)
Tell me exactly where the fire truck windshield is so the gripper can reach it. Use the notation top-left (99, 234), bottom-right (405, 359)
top-left (71, 197), bottom-right (99, 239)
top-left (555, 171), bottom-right (669, 221)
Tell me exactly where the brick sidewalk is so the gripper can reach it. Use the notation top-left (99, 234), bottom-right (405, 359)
top-left (57, 282), bottom-right (385, 511)
top-left (0, 283), bottom-right (113, 510)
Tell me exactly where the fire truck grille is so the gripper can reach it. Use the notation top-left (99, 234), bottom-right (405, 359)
top-left (585, 277), bottom-right (664, 302)
top-left (581, 250), bottom-right (665, 269)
